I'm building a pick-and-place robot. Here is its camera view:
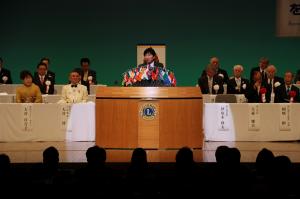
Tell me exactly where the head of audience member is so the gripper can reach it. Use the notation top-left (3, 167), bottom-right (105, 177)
top-left (37, 62), bottom-right (47, 77)
top-left (210, 57), bottom-right (220, 71)
top-left (43, 146), bottom-right (59, 170)
top-left (284, 71), bottom-right (294, 86)
top-left (252, 71), bottom-right (262, 83)
top-left (40, 57), bottom-right (50, 70)
top-left (255, 148), bottom-right (274, 176)
top-left (80, 58), bottom-right (90, 72)
top-left (228, 147), bottom-right (241, 167)
top-left (273, 155), bottom-right (292, 178)
top-left (266, 65), bottom-right (277, 79)
top-left (86, 146), bottom-right (106, 167)
top-left (215, 145), bottom-right (230, 165)
top-left (206, 64), bottom-right (216, 78)
top-left (143, 48), bottom-right (157, 64)
top-left (0, 57), bottom-right (3, 68)
top-left (131, 148), bottom-right (147, 169)
top-left (69, 71), bottom-right (81, 85)
top-left (20, 70), bottom-right (33, 87)
top-left (258, 57), bottom-right (269, 70)
top-left (0, 154), bottom-right (11, 175)
top-left (176, 147), bottom-right (195, 169)
top-left (233, 65), bottom-right (244, 78)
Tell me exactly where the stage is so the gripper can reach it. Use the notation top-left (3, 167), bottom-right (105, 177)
top-left (1, 141), bottom-right (300, 163)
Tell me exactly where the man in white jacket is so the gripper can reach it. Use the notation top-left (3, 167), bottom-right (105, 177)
top-left (59, 71), bottom-right (88, 103)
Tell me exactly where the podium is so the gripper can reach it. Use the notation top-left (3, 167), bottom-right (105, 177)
top-left (96, 87), bottom-right (203, 149)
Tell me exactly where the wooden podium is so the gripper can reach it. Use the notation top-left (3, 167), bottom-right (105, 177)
top-left (96, 87), bottom-right (203, 149)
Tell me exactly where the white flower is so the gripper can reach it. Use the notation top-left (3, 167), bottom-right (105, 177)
top-left (213, 84), bottom-right (220, 91)
top-left (274, 82), bottom-right (281, 87)
top-left (242, 84), bottom-right (247, 89)
top-left (88, 76), bottom-right (93, 81)
top-left (45, 80), bottom-right (51, 86)
top-left (218, 73), bottom-right (224, 78)
top-left (2, 76), bottom-right (8, 81)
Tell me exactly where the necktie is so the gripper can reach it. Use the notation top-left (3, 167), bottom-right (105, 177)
top-left (40, 76), bottom-right (44, 83)
top-left (286, 86), bottom-right (291, 95)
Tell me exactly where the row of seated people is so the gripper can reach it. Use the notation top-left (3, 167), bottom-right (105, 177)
top-left (0, 146), bottom-right (299, 197)
top-left (198, 57), bottom-right (300, 103)
top-left (0, 57), bottom-right (97, 94)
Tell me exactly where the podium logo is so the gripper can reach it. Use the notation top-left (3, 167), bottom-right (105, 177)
top-left (140, 103), bottom-right (157, 120)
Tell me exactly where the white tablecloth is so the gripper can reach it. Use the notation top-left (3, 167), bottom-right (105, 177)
top-left (0, 102), bottom-right (95, 142)
top-left (204, 103), bottom-right (300, 141)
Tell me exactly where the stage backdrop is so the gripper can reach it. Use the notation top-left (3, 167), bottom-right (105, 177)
top-left (0, 0), bottom-right (300, 86)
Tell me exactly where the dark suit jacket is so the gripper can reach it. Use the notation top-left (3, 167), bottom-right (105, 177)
top-left (264, 76), bottom-right (284, 102)
top-left (0, 68), bottom-right (13, 84)
top-left (227, 77), bottom-right (250, 96)
top-left (198, 74), bottom-right (224, 94)
top-left (250, 67), bottom-right (267, 83)
top-left (33, 73), bottom-right (55, 94)
top-left (201, 68), bottom-right (229, 84)
top-left (34, 70), bottom-right (55, 84)
top-left (274, 84), bottom-right (300, 103)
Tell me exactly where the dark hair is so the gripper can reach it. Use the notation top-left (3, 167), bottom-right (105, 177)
top-left (176, 147), bottom-right (194, 167)
top-left (86, 146), bottom-right (106, 165)
top-left (143, 47), bottom-right (157, 57)
top-left (0, 57), bottom-right (3, 63)
top-left (43, 146), bottom-right (59, 165)
top-left (40, 57), bottom-right (50, 64)
top-left (80, 58), bottom-right (90, 65)
top-left (36, 62), bottom-right (47, 69)
top-left (20, 70), bottom-right (33, 80)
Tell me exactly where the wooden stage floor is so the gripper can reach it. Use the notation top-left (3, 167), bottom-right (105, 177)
top-left (1, 141), bottom-right (300, 163)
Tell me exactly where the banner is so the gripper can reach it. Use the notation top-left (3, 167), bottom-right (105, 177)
top-left (22, 104), bottom-right (32, 131)
top-left (279, 104), bottom-right (292, 130)
top-left (217, 103), bottom-right (230, 131)
top-left (277, 0), bottom-right (300, 37)
top-left (248, 104), bottom-right (260, 131)
top-left (60, 104), bottom-right (71, 130)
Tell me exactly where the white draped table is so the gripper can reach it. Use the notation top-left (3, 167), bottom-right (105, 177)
top-left (0, 102), bottom-right (95, 142)
top-left (204, 103), bottom-right (300, 141)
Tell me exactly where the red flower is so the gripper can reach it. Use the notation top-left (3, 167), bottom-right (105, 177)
top-left (289, 90), bottom-right (296, 97)
top-left (259, 87), bottom-right (267, 94)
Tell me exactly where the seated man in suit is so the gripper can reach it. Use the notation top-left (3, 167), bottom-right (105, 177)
top-left (275, 71), bottom-right (300, 103)
top-left (247, 71), bottom-right (267, 103)
top-left (201, 57), bottom-right (229, 84)
top-left (59, 70), bottom-right (88, 103)
top-left (74, 58), bottom-right (97, 94)
top-left (16, 70), bottom-right (42, 103)
top-left (0, 57), bottom-right (13, 84)
top-left (33, 62), bottom-right (55, 94)
top-left (198, 64), bottom-right (224, 94)
top-left (227, 64), bottom-right (250, 96)
top-left (265, 65), bottom-right (284, 102)
top-left (35, 57), bottom-right (55, 84)
top-left (250, 57), bottom-right (269, 84)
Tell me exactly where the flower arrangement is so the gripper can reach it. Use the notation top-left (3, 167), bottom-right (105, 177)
top-left (122, 66), bottom-right (176, 87)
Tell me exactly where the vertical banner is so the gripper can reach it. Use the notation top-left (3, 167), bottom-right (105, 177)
top-left (217, 103), bottom-right (230, 131)
top-left (60, 104), bottom-right (71, 130)
top-left (277, 0), bottom-right (300, 37)
top-left (279, 104), bottom-right (292, 130)
top-left (22, 104), bottom-right (32, 131)
top-left (248, 104), bottom-right (260, 130)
